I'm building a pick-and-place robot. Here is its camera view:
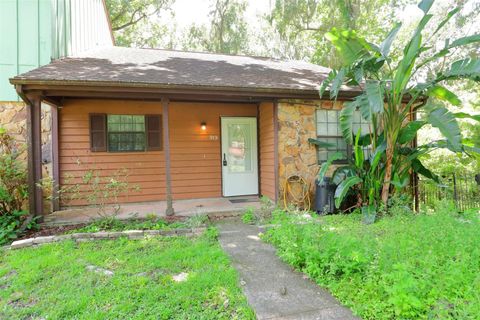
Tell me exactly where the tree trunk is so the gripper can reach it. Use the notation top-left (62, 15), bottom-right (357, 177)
top-left (381, 142), bottom-right (394, 206)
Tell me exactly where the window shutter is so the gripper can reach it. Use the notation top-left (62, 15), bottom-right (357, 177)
top-left (89, 114), bottom-right (107, 152)
top-left (146, 115), bottom-right (162, 151)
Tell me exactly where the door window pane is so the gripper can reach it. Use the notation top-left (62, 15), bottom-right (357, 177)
top-left (227, 123), bottom-right (252, 173)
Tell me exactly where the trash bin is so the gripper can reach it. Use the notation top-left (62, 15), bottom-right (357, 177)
top-left (315, 177), bottom-right (336, 214)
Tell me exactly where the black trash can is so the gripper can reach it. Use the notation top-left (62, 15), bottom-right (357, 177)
top-left (315, 177), bottom-right (336, 214)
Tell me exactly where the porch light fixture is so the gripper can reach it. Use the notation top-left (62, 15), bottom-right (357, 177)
top-left (201, 122), bottom-right (207, 131)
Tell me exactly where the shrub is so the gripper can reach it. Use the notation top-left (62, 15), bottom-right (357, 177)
top-left (61, 167), bottom-right (140, 218)
top-left (0, 128), bottom-right (37, 244)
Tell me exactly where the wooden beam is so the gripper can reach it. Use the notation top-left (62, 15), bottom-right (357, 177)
top-left (273, 99), bottom-right (280, 203)
top-left (162, 97), bottom-right (174, 216)
top-left (40, 90), bottom-right (267, 103)
top-left (20, 83), bottom-right (357, 101)
top-left (26, 97), bottom-right (43, 217)
top-left (51, 104), bottom-right (60, 211)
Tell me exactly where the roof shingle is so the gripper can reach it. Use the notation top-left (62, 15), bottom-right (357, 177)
top-left (12, 47), bottom-right (346, 95)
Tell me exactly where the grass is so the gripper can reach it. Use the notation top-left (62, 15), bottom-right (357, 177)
top-left (263, 203), bottom-right (480, 319)
top-left (0, 228), bottom-right (254, 320)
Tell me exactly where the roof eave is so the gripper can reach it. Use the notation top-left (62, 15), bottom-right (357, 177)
top-left (11, 78), bottom-right (362, 101)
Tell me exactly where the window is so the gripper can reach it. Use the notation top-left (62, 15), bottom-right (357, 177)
top-left (89, 114), bottom-right (162, 152)
top-left (315, 109), bottom-right (371, 163)
top-left (108, 115), bottom-right (146, 151)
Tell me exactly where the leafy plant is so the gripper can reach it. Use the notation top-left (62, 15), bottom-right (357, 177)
top-left (241, 208), bottom-right (255, 224)
top-left (310, 128), bottom-right (385, 221)
top-left (0, 128), bottom-right (37, 244)
top-left (184, 214), bottom-right (209, 228)
top-left (318, 0), bottom-right (480, 209)
top-left (61, 167), bottom-right (140, 218)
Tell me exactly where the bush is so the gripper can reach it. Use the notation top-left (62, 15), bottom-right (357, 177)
top-left (0, 128), bottom-right (36, 245)
top-left (264, 210), bottom-right (480, 319)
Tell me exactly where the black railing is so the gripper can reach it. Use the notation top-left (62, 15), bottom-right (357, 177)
top-left (418, 173), bottom-right (480, 211)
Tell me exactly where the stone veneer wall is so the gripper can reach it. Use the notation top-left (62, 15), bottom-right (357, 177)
top-left (0, 101), bottom-right (53, 212)
top-left (277, 99), bottom-right (344, 208)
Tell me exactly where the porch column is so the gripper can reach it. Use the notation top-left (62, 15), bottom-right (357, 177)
top-left (162, 97), bottom-right (174, 216)
top-left (51, 103), bottom-right (60, 211)
top-left (26, 97), bottom-right (43, 216)
top-left (273, 100), bottom-right (279, 203)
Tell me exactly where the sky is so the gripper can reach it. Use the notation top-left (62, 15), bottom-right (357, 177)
top-left (171, 0), bottom-right (272, 28)
top-left (167, 0), bottom-right (477, 34)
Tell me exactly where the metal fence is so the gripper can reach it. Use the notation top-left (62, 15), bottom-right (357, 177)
top-left (418, 173), bottom-right (480, 211)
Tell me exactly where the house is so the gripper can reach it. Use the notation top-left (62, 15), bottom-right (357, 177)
top-left (10, 46), bottom-right (364, 217)
top-left (0, 0), bottom-right (113, 100)
top-left (0, 0), bottom-right (113, 213)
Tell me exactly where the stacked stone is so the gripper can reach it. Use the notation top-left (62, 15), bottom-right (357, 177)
top-left (277, 100), bottom-right (345, 207)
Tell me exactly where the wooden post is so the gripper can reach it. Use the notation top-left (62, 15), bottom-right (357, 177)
top-left (162, 97), bottom-right (174, 216)
top-left (51, 104), bottom-right (60, 211)
top-left (273, 100), bottom-right (279, 203)
top-left (26, 97), bottom-right (43, 216)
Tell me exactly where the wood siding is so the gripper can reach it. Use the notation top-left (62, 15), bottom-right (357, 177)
top-left (59, 99), bottom-right (165, 206)
top-left (169, 102), bottom-right (257, 200)
top-left (59, 99), bottom-right (258, 206)
top-left (259, 102), bottom-right (276, 200)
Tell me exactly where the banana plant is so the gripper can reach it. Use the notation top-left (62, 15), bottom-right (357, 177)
top-left (319, 0), bottom-right (480, 207)
top-left (309, 128), bottom-right (386, 213)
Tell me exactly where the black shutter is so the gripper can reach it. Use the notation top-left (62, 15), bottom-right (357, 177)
top-left (89, 114), bottom-right (107, 152)
top-left (146, 115), bottom-right (162, 151)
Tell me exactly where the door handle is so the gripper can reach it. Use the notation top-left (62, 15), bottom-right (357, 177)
top-left (223, 153), bottom-right (228, 166)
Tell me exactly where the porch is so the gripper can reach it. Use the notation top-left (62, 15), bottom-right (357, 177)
top-left (43, 197), bottom-right (261, 226)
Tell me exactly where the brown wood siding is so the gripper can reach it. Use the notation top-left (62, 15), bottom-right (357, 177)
top-left (259, 102), bottom-right (276, 200)
top-left (59, 99), bottom-right (165, 206)
top-left (169, 102), bottom-right (257, 200)
top-left (59, 99), bottom-right (258, 206)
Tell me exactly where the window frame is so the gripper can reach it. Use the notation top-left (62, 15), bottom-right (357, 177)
top-left (89, 114), bottom-right (163, 153)
top-left (315, 108), bottom-right (371, 164)
top-left (107, 114), bottom-right (147, 153)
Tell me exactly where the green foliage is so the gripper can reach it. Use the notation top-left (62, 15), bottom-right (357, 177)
top-left (264, 208), bottom-right (480, 319)
top-left (320, 1), bottom-right (480, 207)
top-left (241, 208), bottom-right (255, 224)
top-left (61, 167), bottom-right (140, 218)
top-left (182, 0), bottom-right (248, 54)
top-left (241, 196), bottom-right (276, 225)
top-left (0, 128), bottom-right (37, 245)
top-left (310, 131), bottom-right (384, 214)
top-left (106, 0), bottom-right (174, 47)
top-left (70, 214), bottom-right (210, 234)
top-left (184, 214), bottom-right (209, 229)
top-left (0, 235), bottom-right (254, 319)
top-left (266, 0), bottom-right (410, 66)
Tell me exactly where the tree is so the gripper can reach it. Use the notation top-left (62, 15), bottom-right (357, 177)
top-left (182, 0), bottom-right (249, 54)
top-left (316, 0), bottom-right (480, 212)
top-left (265, 0), bottom-right (415, 66)
top-left (106, 0), bottom-right (174, 47)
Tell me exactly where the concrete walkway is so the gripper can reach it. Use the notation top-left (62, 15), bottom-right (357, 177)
top-left (217, 221), bottom-right (359, 320)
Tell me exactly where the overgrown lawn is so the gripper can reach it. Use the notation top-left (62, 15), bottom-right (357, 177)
top-left (0, 230), bottom-right (253, 319)
top-left (264, 207), bottom-right (480, 319)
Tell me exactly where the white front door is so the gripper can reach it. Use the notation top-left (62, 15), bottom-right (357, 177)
top-left (221, 117), bottom-right (259, 197)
